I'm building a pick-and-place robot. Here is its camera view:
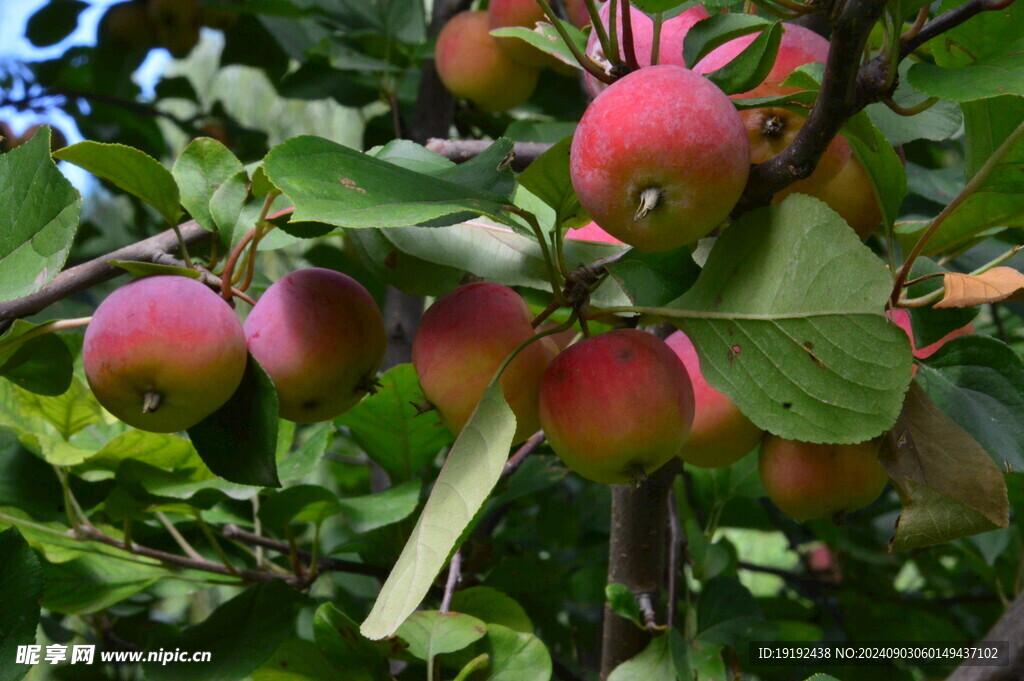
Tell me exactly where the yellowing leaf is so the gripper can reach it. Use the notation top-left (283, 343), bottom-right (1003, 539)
top-left (935, 267), bottom-right (1024, 308)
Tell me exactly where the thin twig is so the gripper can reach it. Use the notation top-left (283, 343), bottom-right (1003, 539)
top-left (439, 550), bottom-right (462, 613)
top-left (155, 511), bottom-right (205, 562)
top-left (503, 431), bottom-right (547, 477)
top-left (220, 524), bottom-right (390, 579)
top-left (667, 489), bottom-right (681, 628)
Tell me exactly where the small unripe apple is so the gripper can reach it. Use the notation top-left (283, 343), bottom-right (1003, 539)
top-left (99, 1), bottom-right (155, 51)
top-left (583, 2), bottom-right (710, 98)
top-left (148, 0), bottom-right (201, 58)
top-left (83, 275), bottom-right (247, 433)
top-left (244, 268), bottom-right (386, 423)
top-left (570, 65), bottom-right (750, 252)
top-left (759, 436), bottom-right (888, 521)
top-left (666, 331), bottom-right (763, 468)
top-left (539, 329), bottom-right (695, 484)
top-left (413, 283), bottom-right (558, 444)
top-left (436, 11), bottom-right (540, 112)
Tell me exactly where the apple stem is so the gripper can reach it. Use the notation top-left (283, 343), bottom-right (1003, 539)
top-left (620, 0), bottom-right (639, 70)
top-left (650, 12), bottom-right (663, 66)
top-left (634, 187), bottom-right (661, 222)
top-left (142, 391), bottom-right (162, 414)
top-left (582, 0), bottom-right (611, 58)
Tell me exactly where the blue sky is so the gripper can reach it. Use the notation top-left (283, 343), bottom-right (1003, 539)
top-left (1, 0), bottom-right (171, 190)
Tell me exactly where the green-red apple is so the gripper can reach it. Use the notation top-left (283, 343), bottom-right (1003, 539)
top-left (83, 275), bottom-right (247, 433)
top-left (436, 10), bottom-right (540, 112)
top-left (570, 64), bottom-right (750, 252)
top-left (244, 268), bottom-right (386, 423)
top-left (412, 282), bottom-right (558, 444)
top-left (759, 436), bottom-right (888, 521)
top-left (666, 331), bottom-right (763, 468)
top-left (539, 329), bottom-right (695, 484)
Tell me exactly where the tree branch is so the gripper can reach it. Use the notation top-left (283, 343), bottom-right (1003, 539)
top-left (0, 221), bottom-right (211, 323)
top-left (946, 588), bottom-right (1024, 681)
top-left (426, 139), bottom-right (553, 171)
top-left (220, 524), bottom-right (389, 580)
top-left (901, 0), bottom-right (1016, 59)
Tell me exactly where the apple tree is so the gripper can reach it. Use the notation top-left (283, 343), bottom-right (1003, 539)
top-left (0, 0), bottom-right (1023, 680)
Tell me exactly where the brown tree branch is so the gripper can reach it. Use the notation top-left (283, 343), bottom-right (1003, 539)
top-left (426, 138), bottom-right (553, 171)
top-left (0, 221), bottom-right (211, 323)
top-left (946, 589), bottom-right (1024, 681)
top-left (220, 524), bottom-right (389, 580)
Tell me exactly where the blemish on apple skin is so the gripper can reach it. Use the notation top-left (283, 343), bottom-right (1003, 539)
top-left (339, 177), bottom-right (367, 194)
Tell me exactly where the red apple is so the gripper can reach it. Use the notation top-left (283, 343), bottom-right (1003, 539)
top-left (666, 331), bottom-right (763, 468)
top-left (436, 11), bottom-right (540, 112)
top-left (412, 283), bottom-right (558, 444)
top-left (244, 268), bottom-right (386, 423)
top-left (83, 275), bottom-right (247, 433)
top-left (759, 436), bottom-right (888, 521)
top-left (888, 309), bottom-right (975, 361)
top-left (570, 65), bottom-right (750, 252)
top-left (539, 329), bottom-right (695, 484)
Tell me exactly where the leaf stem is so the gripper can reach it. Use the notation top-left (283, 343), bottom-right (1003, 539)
top-left (170, 222), bottom-right (194, 268)
top-left (506, 205), bottom-right (566, 301)
top-left (0, 317), bottom-right (91, 356)
top-left (156, 511), bottom-right (205, 562)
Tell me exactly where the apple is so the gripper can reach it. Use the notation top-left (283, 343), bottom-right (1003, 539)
top-left (583, 2), bottom-right (710, 98)
top-left (489, 0), bottom-right (563, 67)
top-left (148, 0), bottom-right (201, 59)
top-left (759, 436), bottom-right (888, 521)
top-left (539, 329), bottom-right (695, 484)
top-left (83, 275), bottom-right (247, 433)
top-left (570, 64), bottom-right (750, 252)
top-left (436, 11), bottom-right (540, 112)
top-left (412, 282), bottom-right (559, 444)
top-left (696, 24), bottom-right (882, 240)
top-left (244, 268), bottom-right (386, 423)
top-left (666, 331), bottom-right (763, 468)
top-left (564, 220), bottom-right (623, 244)
top-left (888, 309), bottom-right (975, 361)
top-left (99, 1), bottom-right (155, 51)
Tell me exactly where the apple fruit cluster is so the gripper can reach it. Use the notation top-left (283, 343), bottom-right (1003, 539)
top-left (411, 281), bottom-right (907, 521)
top-left (83, 269), bottom-right (386, 433)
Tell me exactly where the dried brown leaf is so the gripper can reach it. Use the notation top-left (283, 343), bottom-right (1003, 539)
top-left (935, 267), bottom-right (1024, 308)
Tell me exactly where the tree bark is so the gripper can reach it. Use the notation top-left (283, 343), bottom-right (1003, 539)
top-left (599, 459), bottom-right (681, 679)
top-left (946, 591), bottom-right (1024, 681)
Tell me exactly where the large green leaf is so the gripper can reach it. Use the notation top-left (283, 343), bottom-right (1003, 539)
top-left (607, 634), bottom-right (674, 681)
top-left (188, 355), bottom-right (280, 487)
top-left (516, 137), bottom-right (586, 229)
top-left (361, 381), bottom-right (517, 639)
top-left (449, 587), bottom-right (533, 634)
top-left (916, 336), bottom-right (1024, 472)
top-left (42, 553), bottom-right (166, 614)
top-left (866, 62), bottom-right (962, 146)
top-left (0, 320), bottom-right (72, 396)
top-left (490, 21), bottom-right (585, 70)
top-left (397, 611), bottom-right (487, 662)
top-left (262, 135), bottom-right (511, 230)
top-left (0, 527), bottom-right (42, 681)
top-left (312, 603), bottom-right (390, 681)
top-left (880, 383), bottom-right (1009, 552)
top-left (479, 623), bottom-right (552, 681)
top-left (146, 581), bottom-right (305, 681)
top-left (683, 14), bottom-right (773, 68)
top-left (54, 141), bottom-right (182, 225)
top-left (695, 577), bottom-right (768, 646)
top-left (703, 22), bottom-right (783, 96)
top-left (337, 364), bottom-right (451, 483)
top-left (253, 637), bottom-right (337, 681)
top-left (172, 137), bottom-right (245, 235)
top-left (663, 194), bottom-right (912, 443)
top-left (0, 129), bottom-right (80, 301)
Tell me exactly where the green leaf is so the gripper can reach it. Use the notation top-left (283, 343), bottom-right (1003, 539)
top-left (336, 479), bottom-right (422, 533)
top-left (397, 611), bottom-right (487, 662)
top-left (74, 429), bottom-right (195, 481)
top-left (253, 637), bottom-right (337, 681)
top-left (187, 356), bottom-right (280, 488)
top-left (277, 421), bottom-right (333, 482)
top-left (54, 141), bottom-right (182, 225)
top-left (172, 137), bottom-right (245, 234)
top-left (312, 604), bottom-right (390, 681)
top-left (842, 112), bottom-right (906, 229)
top-left (146, 581), bottom-right (305, 681)
top-left (490, 21), bottom-right (585, 69)
top-left (26, 0), bottom-right (88, 47)
top-left (479, 623), bottom-right (552, 681)
top-left (633, 0), bottom-right (689, 10)
top-left (449, 586), bottom-right (533, 634)
top-left (42, 553), bottom-right (165, 614)
top-left (259, 485), bottom-right (340, 531)
top-left (683, 13), bottom-right (772, 68)
top-left (337, 364), bottom-right (451, 482)
top-left (866, 61), bottom-right (963, 146)
top-left (704, 23), bottom-right (783, 96)
top-left (909, 46), bottom-right (1024, 102)
top-left (0, 128), bottom-right (80, 301)
top-left (608, 635), bottom-right (675, 681)
top-left (916, 336), bottom-right (1024, 472)
top-left (606, 247), bottom-right (701, 308)
top-left (669, 194), bottom-right (912, 443)
top-left (668, 630), bottom-right (692, 681)
top-left (262, 135), bottom-right (511, 230)
top-left (0, 320), bottom-right (72, 396)
top-left (361, 380), bottom-right (517, 639)
top-left (108, 260), bottom-right (202, 279)
top-left (606, 583), bottom-right (643, 628)
top-left (210, 170), bottom-right (251, 246)
top-left (880, 383), bottom-right (1009, 552)
top-left (518, 137), bottom-right (586, 228)
top-left (695, 577), bottom-right (766, 646)
top-left (430, 138), bottom-right (517, 200)
top-left (13, 376), bottom-right (102, 440)
top-left (0, 527), bottom-right (43, 681)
